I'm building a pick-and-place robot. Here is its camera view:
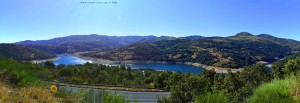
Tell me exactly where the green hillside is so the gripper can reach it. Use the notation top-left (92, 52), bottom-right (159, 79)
top-left (258, 34), bottom-right (300, 51)
top-left (0, 44), bottom-right (56, 60)
top-left (82, 32), bottom-right (293, 68)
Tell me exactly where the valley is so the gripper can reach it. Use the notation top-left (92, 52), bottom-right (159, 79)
top-left (1, 32), bottom-right (300, 103)
top-left (2, 1), bottom-right (300, 102)
top-left (12, 32), bottom-right (299, 73)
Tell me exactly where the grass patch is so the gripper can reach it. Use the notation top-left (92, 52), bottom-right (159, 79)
top-left (194, 90), bottom-right (229, 103)
top-left (247, 77), bottom-right (300, 103)
top-left (0, 58), bottom-right (52, 87)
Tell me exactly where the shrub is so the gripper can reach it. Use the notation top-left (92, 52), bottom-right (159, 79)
top-left (194, 90), bottom-right (229, 103)
top-left (247, 78), bottom-right (296, 103)
top-left (82, 89), bottom-right (130, 103)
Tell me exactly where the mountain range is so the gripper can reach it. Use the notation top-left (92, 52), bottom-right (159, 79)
top-left (80, 32), bottom-right (300, 68)
top-left (12, 32), bottom-right (300, 68)
top-left (16, 35), bottom-right (161, 53)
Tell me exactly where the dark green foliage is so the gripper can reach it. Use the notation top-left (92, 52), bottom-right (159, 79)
top-left (102, 91), bottom-right (129, 103)
top-left (194, 90), bottom-right (229, 103)
top-left (284, 57), bottom-right (300, 76)
top-left (240, 64), bottom-right (270, 89)
top-left (271, 63), bottom-right (285, 79)
top-left (58, 67), bottom-right (74, 77)
top-left (271, 54), bottom-right (300, 79)
top-left (205, 56), bottom-right (300, 103)
top-left (161, 64), bottom-right (272, 103)
top-left (44, 61), bottom-right (55, 69)
top-left (197, 36), bottom-right (291, 68)
top-left (85, 32), bottom-right (292, 68)
top-left (56, 63), bottom-right (171, 87)
top-left (0, 44), bottom-right (56, 60)
top-left (247, 79), bottom-right (295, 103)
top-left (258, 34), bottom-right (300, 50)
top-left (0, 57), bottom-right (53, 86)
top-left (52, 62), bottom-right (275, 103)
top-left (3, 51), bottom-right (300, 103)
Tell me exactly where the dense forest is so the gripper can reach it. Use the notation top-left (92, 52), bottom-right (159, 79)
top-left (82, 32), bottom-right (294, 68)
top-left (2, 54), bottom-right (300, 103)
top-left (0, 44), bottom-right (56, 60)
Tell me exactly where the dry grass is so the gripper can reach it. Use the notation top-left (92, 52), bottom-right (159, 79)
top-left (206, 48), bottom-right (230, 67)
top-left (19, 87), bottom-right (58, 103)
top-left (1, 81), bottom-right (59, 103)
top-left (191, 53), bottom-right (197, 59)
top-left (0, 81), bottom-right (12, 101)
top-left (173, 54), bottom-right (182, 59)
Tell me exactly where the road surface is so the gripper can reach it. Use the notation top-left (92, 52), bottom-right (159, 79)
top-left (59, 86), bottom-right (170, 103)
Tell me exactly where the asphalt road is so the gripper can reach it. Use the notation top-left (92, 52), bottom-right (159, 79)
top-left (59, 86), bottom-right (170, 103)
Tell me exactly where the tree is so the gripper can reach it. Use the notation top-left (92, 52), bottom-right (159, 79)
top-left (271, 63), bottom-right (285, 79)
top-left (44, 61), bottom-right (55, 69)
top-left (169, 83), bottom-right (192, 103)
top-left (284, 57), bottom-right (300, 76)
top-left (194, 90), bottom-right (229, 103)
top-left (58, 68), bottom-right (74, 78)
top-left (240, 64), bottom-right (270, 88)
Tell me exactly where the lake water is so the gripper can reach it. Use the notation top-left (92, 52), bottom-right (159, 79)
top-left (54, 55), bottom-right (204, 74)
top-left (130, 63), bottom-right (204, 74)
top-left (54, 55), bottom-right (92, 65)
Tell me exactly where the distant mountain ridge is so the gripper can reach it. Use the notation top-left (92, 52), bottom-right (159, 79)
top-left (257, 34), bottom-right (300, 51)
top-left (16, 34), bottom-right (205, 53)
top-left (181, 35), bottom-right (205, 40)
top-left (15, 32), bottom-right (300, 68)
top-left (0, 44), bottom-right (56, 60)
top-left (82, 32), bottom-right (299, 68)
top-left (17, 35), bottom-right (162, 53)
top-left (17, 34), bottom-right (205, 54)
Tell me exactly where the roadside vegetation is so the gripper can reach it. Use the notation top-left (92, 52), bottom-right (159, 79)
top-left (1, 55), bottom-right (300, 102)
top-left (0, 57), bottom-right (128, 103)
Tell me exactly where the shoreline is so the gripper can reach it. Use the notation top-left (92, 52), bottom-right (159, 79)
top-left (30, 56), bottom-right (60, 64)
top-left (73, 53), bottom-right (242, 73)
top-left (184, 62), bottom-right (242, 73)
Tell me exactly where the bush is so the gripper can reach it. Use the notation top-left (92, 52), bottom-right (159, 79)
top-left (82, 89), bottom-right (130, 103)
top-left (54, 88), bottom-right (85, 103)
top-left (194, 90), bottom-right (229, 103)
top-left (0, 59), bottom-right (43, 87)
top-left (247, 78), bottom-right (296, 103)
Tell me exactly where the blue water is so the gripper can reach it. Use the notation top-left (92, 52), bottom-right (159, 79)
top-left (54, 55), bottom-right (91, 65)
top-left (130, 63), bottom-right (204, 74)
top-left (54, 55), bottom-right (204, 74)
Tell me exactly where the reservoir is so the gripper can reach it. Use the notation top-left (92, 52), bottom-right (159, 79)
top-left (54, 54), bottom-right (92, 65)
top-left (130, 63), bottom-right (204, 74)
top-left (54, 55), bottom-right (204, 74)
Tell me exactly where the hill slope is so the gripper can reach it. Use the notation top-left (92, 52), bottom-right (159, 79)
top-left (83, 32), bottom-right (294, 68)
top-left (17, 35), bottom-right (159, 53)
top-left (0, 44), bottom-right (56, 60)
top-left (257, 34), bottom-right (300, 51)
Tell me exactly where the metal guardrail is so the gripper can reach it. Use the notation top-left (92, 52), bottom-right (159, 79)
top-left (50, 81), bottom-right (169, 92)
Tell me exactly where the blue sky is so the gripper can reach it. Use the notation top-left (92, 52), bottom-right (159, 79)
top-left (0, 0), bottom-right (300, 43)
